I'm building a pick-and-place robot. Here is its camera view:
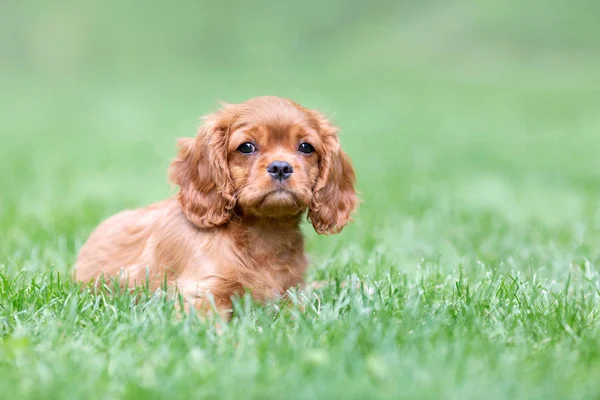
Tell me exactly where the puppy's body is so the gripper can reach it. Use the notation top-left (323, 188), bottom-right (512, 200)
top-left (76, 198), bottom-right (306, 315)
top-left (75, 97), bottom-right (357, 318)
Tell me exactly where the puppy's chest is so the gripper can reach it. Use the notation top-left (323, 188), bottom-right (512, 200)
top-left (238, 233), bottom-right (308, 290)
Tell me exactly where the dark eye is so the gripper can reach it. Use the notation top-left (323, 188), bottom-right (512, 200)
top-left (298, 142), bottom-right (314, 154)
top-left (238, 142), bottom-right (256, 154)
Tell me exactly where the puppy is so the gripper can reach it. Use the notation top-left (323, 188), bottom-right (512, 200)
top-left (75, 96), bottom-right (358, 319)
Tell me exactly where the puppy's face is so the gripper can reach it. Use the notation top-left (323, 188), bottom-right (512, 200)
top-left (227, 110), bottom-right (322, 217)
top-left (170, 96), bottom-right (358, 234)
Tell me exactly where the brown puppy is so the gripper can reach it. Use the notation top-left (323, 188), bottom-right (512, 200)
top-left (75, 96), bottom-right (357, 319)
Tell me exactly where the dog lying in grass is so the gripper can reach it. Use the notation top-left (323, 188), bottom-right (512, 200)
top-left (75, 96), bottom-right (357, 319)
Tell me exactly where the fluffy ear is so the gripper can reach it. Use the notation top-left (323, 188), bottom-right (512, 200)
top-left (308, 114), bottom-right (358, 234)
top-left (169, 115), bottom-right (235, 228)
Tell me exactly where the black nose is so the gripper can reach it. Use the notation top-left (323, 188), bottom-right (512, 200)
top-left (267, 161), bottom-right (293, 181)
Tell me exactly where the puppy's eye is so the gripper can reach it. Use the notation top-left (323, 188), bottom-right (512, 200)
top-left (298, 142), bottom-right (314, 154)
top-left (238, 142), bottom-right (256, 154)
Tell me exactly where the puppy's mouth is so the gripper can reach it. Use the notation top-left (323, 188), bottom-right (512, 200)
top-left (247, 188), bottom-right (307, 218)
top-left (259, 188), bottom-right (299, 206)
top-left (239, 185), bottom-right (310, 217)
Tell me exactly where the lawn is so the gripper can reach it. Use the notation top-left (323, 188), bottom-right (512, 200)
top-left (2, 1), bottom-right (600, 399)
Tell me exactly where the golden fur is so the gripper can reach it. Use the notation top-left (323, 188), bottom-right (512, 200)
top-left (75, 96), bottom-right (357, 319)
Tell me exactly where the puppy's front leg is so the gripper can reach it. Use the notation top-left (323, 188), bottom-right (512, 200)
top-left (175, 278), bottom-right (239, 322)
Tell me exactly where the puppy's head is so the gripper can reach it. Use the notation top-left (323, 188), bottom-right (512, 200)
top-left (169, 96), bottom-right (357, 234)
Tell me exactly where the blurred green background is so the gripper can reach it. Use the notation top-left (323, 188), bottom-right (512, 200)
top-left (2, 0), bottom-right (600, 266)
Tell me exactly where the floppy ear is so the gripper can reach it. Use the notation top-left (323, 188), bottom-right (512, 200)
top-left (169, 115), bottom-right (235, 228)
top-left (308, 114), bottom-right (358, 235)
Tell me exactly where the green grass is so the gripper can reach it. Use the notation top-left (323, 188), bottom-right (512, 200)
top-left (2, 1), bottom-right (600, 399)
